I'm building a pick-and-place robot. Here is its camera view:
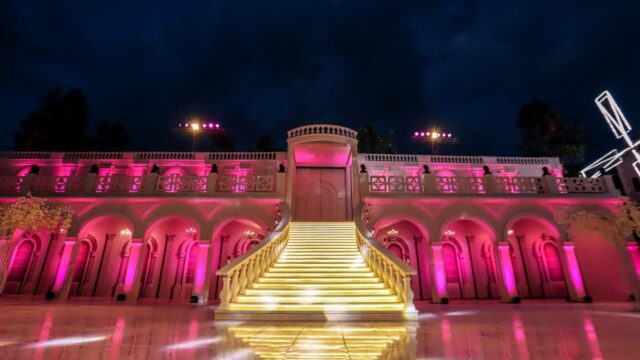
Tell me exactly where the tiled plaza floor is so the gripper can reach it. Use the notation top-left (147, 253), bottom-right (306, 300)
top-left (0, 300), bottom-right (639, 359)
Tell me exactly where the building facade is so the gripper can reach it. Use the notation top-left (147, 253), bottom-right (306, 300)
top-left (0, 124), bottom-right (638, 309)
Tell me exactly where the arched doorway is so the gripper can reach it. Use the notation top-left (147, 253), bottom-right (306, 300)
top-left (210, 218), bottom-right (266, 301)
top-left (373, 219), bottom-right (430, 300)
top-left (70, 237), bottom-right (97, 297)
top-left (507, 217), bottom-right (568, 299)
top-left (441, 219), bottom-right (499, 300)
top-left (138, 238), bottom-right (158, 299)
top-left (4, 239), bottom-right (38, 295)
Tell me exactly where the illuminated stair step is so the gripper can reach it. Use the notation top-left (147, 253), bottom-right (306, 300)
top-left (258, 277), bottom-right (379, 284)
top-left (228, 303), bottom-right (404, 311)
top-left (267, 267), bottom-right (370, 273)
top-left (271, 262), bottom-right (366, 268)
top-left (280, 255), bottom-right (361, 258)
top-left (262, 272), bottom-right (375, 278)
top-left (236, 295), bottom-right (399, 303)
top-left (251, 283), bottom-right (386, 290)
top-left (275, 259), bottom-right (366, 263)
top-left (244, 289), bottom-right (392, 296)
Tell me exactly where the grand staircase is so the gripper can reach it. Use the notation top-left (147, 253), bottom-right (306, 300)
top-left (216, 222), bottom-right (415, 321)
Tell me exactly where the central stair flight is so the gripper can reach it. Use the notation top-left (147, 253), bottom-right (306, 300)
top-left (216, 222), bottom-right (416, 321)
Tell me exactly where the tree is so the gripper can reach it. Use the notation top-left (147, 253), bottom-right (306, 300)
top-left (15, 87), bottom-right (93, 151)
top-left (517, 98), bottom-right (585, 175)
top-left (357, 124), bottom-right (396, 154)
top-left (94, 121), bottom-right (131, 151)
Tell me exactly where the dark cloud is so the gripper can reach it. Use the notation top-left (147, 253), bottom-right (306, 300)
top-left (1, 0), bottom-right (639, 158)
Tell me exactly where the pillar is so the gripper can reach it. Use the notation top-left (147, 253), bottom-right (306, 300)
top-left (20, 173), bottom-right (37, 195)
top-left (430, 243), bottom-right (448, 303)
top-left (543, 174), bottom-right (559, 194)
top-left (276, 172), bottom-right (286, 198)
top-left (192, 240), bottom-right (213, 303)
top-left (359, 172), bottom-right (369, 198)
top-left (561, 242), bottom-right (588, 301)
top-left (144, 173), bottom-right (159, 194)
top-left (482, 174), bottom-right (496, 194)
top-left (496, 242), bottom-right (519, 302)
top-left (422, 173), bottom-right (436, 194)
top-left (84, 173), bottom-right (98, 194)
top-left (52, 237), bottom-right (81, 300)
top-left (206, 173), bottom-right (218, 194)
top-left (119, 238), bottom-right (146, 302)
top-left (626, 242), bottom-right (640, 279)
top-left (0, 234), bottom-right (13, 295)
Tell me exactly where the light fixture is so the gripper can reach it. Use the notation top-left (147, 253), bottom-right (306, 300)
top-left (507, 229), bottom-right (514, 236)
top-left (186, 227), bottom-right (197, 236)
top-left (120, 229), bottom-right (132, 238)
top-left (387, 229), bottom-right (399, 236)
top-left (243, 230), bottom-right (256, 238)
top-left (444, 230), bottom-right (455, 237)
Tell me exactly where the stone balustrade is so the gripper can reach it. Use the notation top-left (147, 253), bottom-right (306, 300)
top-left (0, 173), bottom-right (279, 196)
top-left (216, 203), bottom-right (291, 310)
top-left (354, 204), bottom-right (417, 313)
top-left (363, 174), bottom-right (617, 196)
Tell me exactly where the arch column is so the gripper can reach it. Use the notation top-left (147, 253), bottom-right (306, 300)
top-left (0, 234), bottom-right (13, 294)
top-left (495, 240), bottom-right (519, 302)
top-left (118, 237), bottom-right (146, 302)
top-left (428, 233), bottom-right (448, 303)
top-left (192, 240), bottom-right (213, 303)
top-left (50, 236), bottom-right (81, 300)
top-left (560, 236), bottom-right (588, 302)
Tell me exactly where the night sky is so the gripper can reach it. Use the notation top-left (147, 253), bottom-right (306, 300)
top-left (1, 1), bottom-right (639, 159)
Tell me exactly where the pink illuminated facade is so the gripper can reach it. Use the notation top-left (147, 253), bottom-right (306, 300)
top-left (0, 124), bottom-right (638, 305)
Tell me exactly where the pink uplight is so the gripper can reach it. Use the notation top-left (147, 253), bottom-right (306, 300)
top-left (52, 240), bottom-right (76, 292)
top-left (626, 243), bottom-right (640, 278)
top-left (563, 244), bottom-right (586, 298)
top-left (431, 244), bottom-right (448, 299)
top-left (498, 244), bottom-right (518, 298)
top-left (215, 123), bottom-right (220, 128)
top-left (123, 242), bottom-right (142, 292)
top-left (194, 243), bottom-right (210, 294)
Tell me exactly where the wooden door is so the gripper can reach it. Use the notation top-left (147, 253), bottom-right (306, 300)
top-left (294, 168), bottom-right (347, 221)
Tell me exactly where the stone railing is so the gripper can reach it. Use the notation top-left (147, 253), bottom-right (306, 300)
top-left (364, 174), bottom-right (616, 196)
top-left (287, 124), bottom-right (358, 140)
top-left (216, 203), bottom-right (291, 310)
top-left (0, 173), bottom-right (279, 196)
top-left (358, 153), bottom-right (560, 168)
top-left (354, 203), bottom-right (416, 313)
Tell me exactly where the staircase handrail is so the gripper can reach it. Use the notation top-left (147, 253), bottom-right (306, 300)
top-left (216, 202), bottom-right (291, 309)
top-left (354, 203), bottom-right (416, 311)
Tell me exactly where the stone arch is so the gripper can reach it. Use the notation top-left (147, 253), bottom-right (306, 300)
top-left (504, 213), bottom-right (568, 299)
top-left (438, 213), bottom-right (500, 300)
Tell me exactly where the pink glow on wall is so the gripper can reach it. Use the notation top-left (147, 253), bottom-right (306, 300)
top-left (193, 242), bottom-right (210, 294)
top-left (563, 243), bottom-right (586, 298)
top-left (431, 244), bottom-right (448, 298)
top-left (123, 242), bottom-right (142, 292)
top-left (498, 243), bottom-right (518, 298)
top-left (52, 240), bottom-right (75, 292)
top-left (626, 243), bottom-right (640, 278)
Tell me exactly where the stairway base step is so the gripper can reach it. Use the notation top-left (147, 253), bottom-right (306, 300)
top-left (214, 309), bottom-right (418, 322)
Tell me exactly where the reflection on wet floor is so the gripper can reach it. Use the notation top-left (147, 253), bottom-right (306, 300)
top-left (0, 301), bottom-right (639, 359)
top-left (226, 323), bottom-right (413, 359)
